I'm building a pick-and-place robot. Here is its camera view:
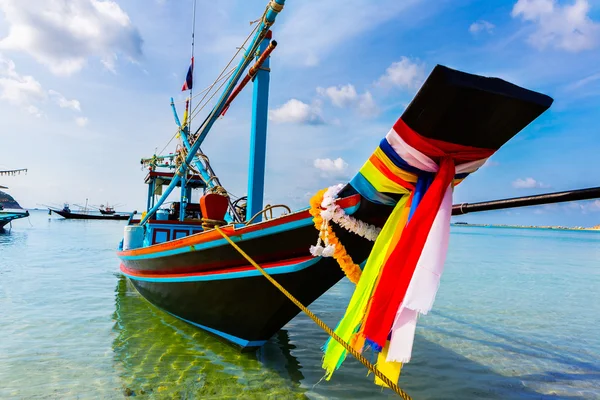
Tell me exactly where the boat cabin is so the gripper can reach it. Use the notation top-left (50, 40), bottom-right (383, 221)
top-left (134, 170), bottom-right (219, 246)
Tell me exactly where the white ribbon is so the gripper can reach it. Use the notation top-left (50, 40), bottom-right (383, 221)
top-left (382, 127), bottom-right (488, 363)
top-left (386, 185), bottom-right (452, 363)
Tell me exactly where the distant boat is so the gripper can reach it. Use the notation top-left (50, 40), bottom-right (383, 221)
top-left (98, 202), bottom-right (124, 215)
top-left (99, 206), bottom-right (116, 215)
top-left (0, 169), bottom-right (29, 231)
top-left (48, 203), bottom-right (132, 221)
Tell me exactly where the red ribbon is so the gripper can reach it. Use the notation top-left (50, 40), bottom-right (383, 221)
top-left (361, 118), bottom-right (495, 348)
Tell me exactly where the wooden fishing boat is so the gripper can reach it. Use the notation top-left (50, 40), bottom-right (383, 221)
top-left (49, 206), bottom-right (131, 220)
top-left (117, 0), bottom-right (553, 352)
top-left (0, 169), bottom-right (29, 231)
top-left (96, 202), bottom-right (124, 215)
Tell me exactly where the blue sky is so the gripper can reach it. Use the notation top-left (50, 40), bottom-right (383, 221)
top-left (1, 0), bottom-right (600, 226)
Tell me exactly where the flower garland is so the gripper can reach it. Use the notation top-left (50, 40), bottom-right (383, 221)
top-left (309, 184), bottom-right (381, 285)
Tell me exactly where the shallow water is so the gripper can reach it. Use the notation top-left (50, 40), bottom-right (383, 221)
top-left (1, 211), bottom-right (599, 399)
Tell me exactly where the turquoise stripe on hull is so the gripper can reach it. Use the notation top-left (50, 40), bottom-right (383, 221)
top-left (121, 203), bottom-right (360, 261)
top-left (122, 256), bottom-right (321, 283)
top-left (161, 309), bottom-right (266, 348)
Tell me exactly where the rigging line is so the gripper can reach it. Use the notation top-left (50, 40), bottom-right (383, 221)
top-left (155, 65), bottom-right (235, 158)
top-left (188, 68), bottom-right (236, 123)
top-left (183, 24), bottom-right (268, 217)
top-left (194, 23), bottom-right (267, 136)
top-left (172, 67), bottom-right (236, 104)
top-left (189, 68), bottom-right (235, 122)
top-left (157, 129), bottom-right (182, 157)
top-left (188, 21), bottom-right (260, 119)
top-left (189, 23), bottom-right (265, 130)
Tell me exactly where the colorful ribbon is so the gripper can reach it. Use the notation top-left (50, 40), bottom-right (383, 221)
top-left (322, 117), bottom-right (494, 384)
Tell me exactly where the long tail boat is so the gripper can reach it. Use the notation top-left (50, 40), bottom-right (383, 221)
top-left (48, 203), bottom-right (132, 220)
top-left (0, 169), bottom-right (29, 231)
top-left (116, 0), bottom-right (553, 357)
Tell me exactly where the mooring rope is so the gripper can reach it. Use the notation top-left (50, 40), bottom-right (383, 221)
top-left (213, 226), bottom-right (412, 400)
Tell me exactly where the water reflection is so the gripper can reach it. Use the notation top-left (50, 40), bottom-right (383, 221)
top-left (111, 275), bottom-right (306, 398)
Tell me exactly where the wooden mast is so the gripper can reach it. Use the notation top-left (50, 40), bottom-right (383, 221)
top-left (246, 30), bottom-right (273, 222)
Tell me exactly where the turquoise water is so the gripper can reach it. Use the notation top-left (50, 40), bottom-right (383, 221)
top-left (1, 211), bottom-right (599, 399)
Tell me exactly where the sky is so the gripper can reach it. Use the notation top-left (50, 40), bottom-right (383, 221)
top-left (1, 0), bottom-right (600, 226)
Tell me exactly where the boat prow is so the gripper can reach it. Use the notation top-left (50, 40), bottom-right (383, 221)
top-left (117, 63), bottom-right (552, 349)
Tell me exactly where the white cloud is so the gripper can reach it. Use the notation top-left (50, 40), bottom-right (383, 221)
top-left (313, 157), bottom-right (349, 178)
top-left (26, 105), bottom-right (43, 118)
top-left (469, 20), bottom-right (495, 34)
top-left (566, 71), bottom-right (600, 90)
top-left (511, 0), bottom-right (600, 52)
top-left (48, 90), bottom-right (81, 111)
top-left (75, 117), bottom-right (89, 127)
top-left (317, 84), bottom-right (379, 117)
top-left (377, 57), bottom-right (425, 90)
top-left (512, 177), bottom-right (551, 189)
top-left (0, 0), bottom-right (143, 75)
top-left (269, 99), bottom-right (324, 125)
top-left (317, 84), bottom-right (358, 108)
top-left (356, 91), bottom-right (379, 117)
top-left (0, 54), bottom-right (45, 115)
top-left (277, 0), bottom-right (421, 67)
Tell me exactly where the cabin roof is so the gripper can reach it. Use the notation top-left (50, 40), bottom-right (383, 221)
top-left (144, 171), bottom-right (206, 189)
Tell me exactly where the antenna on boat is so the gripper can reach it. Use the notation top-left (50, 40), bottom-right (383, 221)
top-left (188, 0), bottom-right (197, 134)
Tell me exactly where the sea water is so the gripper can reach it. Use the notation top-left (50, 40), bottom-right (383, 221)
top-left (1, 211), bottom-right (598, 399)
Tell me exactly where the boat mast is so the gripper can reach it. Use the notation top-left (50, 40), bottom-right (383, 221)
top-left (246, 30), bottom-right (272, 222)
top-left (189, 0), bottom-right (196, 132)
top-left (178, 0), bottom-right (197, 222)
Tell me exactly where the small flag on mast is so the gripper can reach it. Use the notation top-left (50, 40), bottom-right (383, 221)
top-left (181, 57), bottom-right (194, 91)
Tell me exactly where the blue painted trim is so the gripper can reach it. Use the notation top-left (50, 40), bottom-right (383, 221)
top-left (163, 310), bottom-right (266, 348)
top-left (170, 98), bottom-right (182, 127)
top-left (379, 139), bottom-right (422, 175)
top-left (179, 176), bottom-right (187, 222)
top-left (122, 201), bottom-right (357, 261)
top-left (350, 173), bottom-right (397, 205)
top-left (123, 256), bottom-right (320, 282)
top-left (408, 174), bottom-right (431, 221)
top-left (343, 202), bottom-right (360, 216)
top-left (359, 258), bottom-right (368, 270)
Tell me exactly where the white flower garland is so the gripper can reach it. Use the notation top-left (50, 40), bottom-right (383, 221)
top-left (310, 184), bottom-right (381, 257)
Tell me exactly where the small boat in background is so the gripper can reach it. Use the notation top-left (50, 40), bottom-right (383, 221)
top-left (93, 202), bottom-right (124, 215)
top-left (99, 205), bottom-right (116, 215)
top-left (0, 169), bottom-right (29, 231)
top-left (48, 202), bottom-right (133, 221)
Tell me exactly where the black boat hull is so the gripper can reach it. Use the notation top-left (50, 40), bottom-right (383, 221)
top-left (119, 195), bottom-right (375, 349)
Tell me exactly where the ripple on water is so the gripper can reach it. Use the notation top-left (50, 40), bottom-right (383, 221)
top-left (0, 213), bottom-right (599, 399)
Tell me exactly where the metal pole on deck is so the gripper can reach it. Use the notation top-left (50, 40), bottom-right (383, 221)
top-left (452, 186), bottom-right (600, 215)
top-left (246, 31), bottom-right (272, 222)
